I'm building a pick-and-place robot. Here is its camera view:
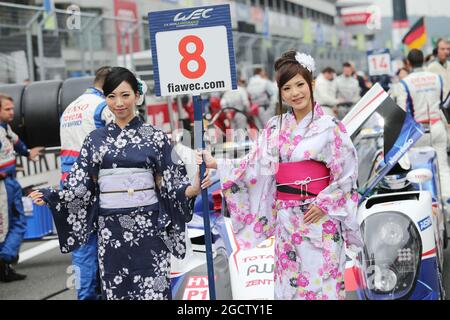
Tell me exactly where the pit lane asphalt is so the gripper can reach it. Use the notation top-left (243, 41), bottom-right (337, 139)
top-left (0, 236), bottom-right (76, 300)
top-left (1, 224), bottom-right (449, 300)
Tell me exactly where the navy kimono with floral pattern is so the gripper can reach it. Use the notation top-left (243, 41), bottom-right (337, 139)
top-left (41, 117), bottom-right (194, 300)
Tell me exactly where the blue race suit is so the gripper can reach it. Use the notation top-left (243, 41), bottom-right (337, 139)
top-left (0, 122), bottom-right (29, 263)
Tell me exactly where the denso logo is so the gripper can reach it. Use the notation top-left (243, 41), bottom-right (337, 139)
top-left (174, 8), bottom-right (213, 22)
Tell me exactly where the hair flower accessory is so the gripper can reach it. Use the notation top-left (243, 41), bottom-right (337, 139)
top-left (136, 78), bottom-right (148, 105)
top-left (295, 52), bottom-right (316, 74)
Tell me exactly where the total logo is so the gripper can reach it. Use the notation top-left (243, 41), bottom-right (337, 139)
top-left (174, 8), bottom-right (213, 22)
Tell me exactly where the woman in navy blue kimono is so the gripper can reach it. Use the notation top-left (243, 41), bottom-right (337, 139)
top-left (30, 67), bottom-right (209, 300)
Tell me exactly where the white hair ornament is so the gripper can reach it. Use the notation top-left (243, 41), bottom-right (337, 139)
top-left (295, 52), bottom-right (316, 74)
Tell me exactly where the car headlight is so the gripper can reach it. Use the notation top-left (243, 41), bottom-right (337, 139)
top-left (380, 222), bottom-right (404, 246)
top-left (374, 268), bottom-right (397, 292)
top-left (360, 212), bottom-right (421, 299)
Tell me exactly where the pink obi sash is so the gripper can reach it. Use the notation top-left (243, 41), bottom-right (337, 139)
top-left (276, 160), bottom-right (330, 201)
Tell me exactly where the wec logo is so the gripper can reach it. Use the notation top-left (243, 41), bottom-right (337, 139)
top-left (174, 8), bottom-right (213, 22)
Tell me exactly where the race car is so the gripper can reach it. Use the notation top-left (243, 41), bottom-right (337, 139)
top-left (341, 85), bottom-right (447, 300)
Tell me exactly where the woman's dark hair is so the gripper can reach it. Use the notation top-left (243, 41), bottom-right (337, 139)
top-left (274, 50), bottom-right (315, 129)
top-left (322, 67), bottom-right (335, 74)
top-left (396, 67), bottom-right (409, 76)
top-left (103, 67), bottom-right (139, 97)
top-left (407, 49), bottom-right (424, 69)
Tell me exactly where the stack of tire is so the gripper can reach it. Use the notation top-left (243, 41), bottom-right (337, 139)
top-left (0, 77), bottom-right (95, 240)
top-left (0, 76), bottom-right (94, 147)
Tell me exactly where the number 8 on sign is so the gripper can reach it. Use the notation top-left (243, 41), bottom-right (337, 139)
top-left (179, 35), bottom-right (207, 79)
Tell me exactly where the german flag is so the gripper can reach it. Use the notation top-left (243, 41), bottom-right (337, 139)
top-left (402, 17), bottom-right (427, 49)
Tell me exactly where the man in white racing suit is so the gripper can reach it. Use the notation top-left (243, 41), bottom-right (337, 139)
top-left (427, 38), bottom-right (450, 148)
top-left (220, 78), bottom-right (251, 130)
top-left (247, 68), bottom-right (276, 128)
top-left (397, 49), bottom-right (450, 203)
top-left (314, 67), bottom-right (339, 117)
top-left (59, 66), bottom-right (114, 299)
top-left (335, 62), bottom-right (360, 120)
top-left (427, 38), bottom-right (450, 98)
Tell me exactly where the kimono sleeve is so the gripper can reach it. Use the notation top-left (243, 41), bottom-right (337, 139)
top-left (41, 135), bottom-right (99, 253)
top-left (217, 118), bottom-right (278, 249)
top-left (314, 122), bottom-right (363, 248)
top-left (154, 133), bottom-right (194, 259)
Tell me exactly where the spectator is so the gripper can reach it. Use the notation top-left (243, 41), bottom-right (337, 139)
top-left (314, 67), bottom-right (338, 116)
top-left (247, 67), bottom-right (277, 128)
top-left (220, 78), bottom-right (251, 130)
top-left (335, 62), bottom-right (360, 119)
top-left (427, 38), bottom-right (450, 98)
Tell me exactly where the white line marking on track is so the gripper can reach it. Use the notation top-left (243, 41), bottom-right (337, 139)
top-left (18, 240), bottom-right (60, 264)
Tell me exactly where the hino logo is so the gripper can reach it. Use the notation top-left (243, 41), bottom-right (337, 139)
top-left (174, 8), bottom-right (213, 22)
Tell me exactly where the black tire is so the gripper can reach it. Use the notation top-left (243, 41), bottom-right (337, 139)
top-left (60, 76), bottom-right (94, 115)
top-left (22, 80), bottom-right (62, 147)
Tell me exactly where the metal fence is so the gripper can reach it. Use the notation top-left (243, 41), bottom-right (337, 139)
top-left (0, 2), bottom-right (145, 83)
top-left (0, 1), bottom-right (366, 88)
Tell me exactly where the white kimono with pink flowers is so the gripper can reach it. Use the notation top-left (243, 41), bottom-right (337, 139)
top-left (217, 104), bottom-right (360, 300)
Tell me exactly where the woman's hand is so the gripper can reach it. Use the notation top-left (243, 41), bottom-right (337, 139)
top-left (186, 168), bottom-right (212, 198)
top-left (195, 149), bottom-right (217, 170)
top-left (28, 190), bottom-right (46, 206)
top-left (155, 174), bottom-right (162, 189)
top-left (304, 205), bottom-right (326, 224)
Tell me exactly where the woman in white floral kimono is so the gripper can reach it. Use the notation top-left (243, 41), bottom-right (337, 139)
top-left (198, 51), bottom-right (361, 300)
top-left (30, 67), bottom-right (210, 300)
